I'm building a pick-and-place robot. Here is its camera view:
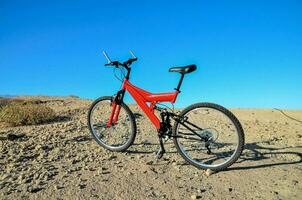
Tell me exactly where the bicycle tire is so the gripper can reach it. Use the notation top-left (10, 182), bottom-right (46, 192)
top-left (88, 96), bottom-right (137, 152)
top-left (173, 102), bottom-right (245, 171)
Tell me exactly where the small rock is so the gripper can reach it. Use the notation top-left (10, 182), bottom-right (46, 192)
top-left (88, 167), bottom-right (95, 171)
top-left (108, 155), bottom-right (117, 160)
top-left (191, 194), bottom-right (201, 199)
top-left (228, 188), bottom-right (233, 192)
top-left (142, 139), bottom-right (152, 145)
top-left (292, 180), bottom-right (299, 185)
top-left (72, 159), bottom-right (79, 164)
top-left (24, 176), bottom-right (33, 184)
top-left (79, 183), bottom-right (86, 189)
top-left (205, 169), bottom-right (214, 176)
top-left (198, 188), bottom-right (206, 193)
top-left (126, 172), bottom-right (133, 176)
top-left (55, 185), bottom-right (64, 190)
top-left (146, 160), bottom-right (153, 165)
top-left (7, 133), bottom-right (25, 141)
top-left (27, 186), bottom-right (42, 193)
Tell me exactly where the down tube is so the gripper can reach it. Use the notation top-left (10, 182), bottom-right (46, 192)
top-left (125, 86), bottom-right (161, 129)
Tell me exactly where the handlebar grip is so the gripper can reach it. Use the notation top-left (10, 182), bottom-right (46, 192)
top-left (104, 61), bottom-right (121, 67)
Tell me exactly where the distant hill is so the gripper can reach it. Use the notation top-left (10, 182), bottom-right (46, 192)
top-left (0, 95), bottom-right (16, 98)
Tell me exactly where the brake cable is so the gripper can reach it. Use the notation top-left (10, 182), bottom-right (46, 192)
top-left (113, 67), bottom-right (126, 82)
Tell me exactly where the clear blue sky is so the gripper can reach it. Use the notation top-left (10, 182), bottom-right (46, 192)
top-left (0, 0), bottom-right (301, 109)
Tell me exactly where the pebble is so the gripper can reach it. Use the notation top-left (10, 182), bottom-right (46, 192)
top-left (126, 172), bottom-right (133, 176)
top-left (79, 183), bottom-right (86, 189)
top-left (205, 169), bottom-right (214, 176)
top-left (55, 185), bottom-right (64, 190)
top-left (191, 194), bottom-right (201, 199)
top-left (7, 133), bottom-right (26, 141)
top-left (146, 160), bottom-right (153, 165)
top-left (198, 187), bottom-right (207, 193)
top-left (27, 186), bottom-right (42, 193)
top-left (292, 180), bottom-right (299, 185)
top-left (108, 155), bottom-right (117, 160)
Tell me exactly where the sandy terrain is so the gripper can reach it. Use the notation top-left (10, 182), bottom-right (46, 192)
top-left (0, 96), bottom-right (301, 200)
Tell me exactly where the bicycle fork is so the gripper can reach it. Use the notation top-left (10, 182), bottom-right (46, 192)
top-left (106, 103), bottom-right (121, 127)
top-left (106, 91), bottom-right (125, 127)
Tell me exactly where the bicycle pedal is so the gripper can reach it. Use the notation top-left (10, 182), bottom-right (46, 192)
top-left (163, 135), bottom-right (170, 142)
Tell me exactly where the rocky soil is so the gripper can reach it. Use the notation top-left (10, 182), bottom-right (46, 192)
top-left (0, 96), bottom-right (301, 200)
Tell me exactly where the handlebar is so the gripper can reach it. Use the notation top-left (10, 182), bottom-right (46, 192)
top-left (102, 50), bottom-right (138, 69)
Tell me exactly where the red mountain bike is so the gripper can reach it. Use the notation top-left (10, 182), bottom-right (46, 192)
top-left (88, 51), bottom-right (245, 171)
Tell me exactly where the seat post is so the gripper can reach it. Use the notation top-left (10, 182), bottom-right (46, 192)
top-left (175, 74), bottom-right (185, 92)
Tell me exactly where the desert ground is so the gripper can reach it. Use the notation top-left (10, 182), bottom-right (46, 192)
top-left (0, 96), bottom-right (301, 200)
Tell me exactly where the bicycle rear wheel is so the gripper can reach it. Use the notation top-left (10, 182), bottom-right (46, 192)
top-left (88, 96), bottom-right (136, 152)
top-left (173, 103), bottom-right (244, 171)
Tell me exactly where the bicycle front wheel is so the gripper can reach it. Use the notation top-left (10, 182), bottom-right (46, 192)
top-left (173, 103), bottom-right (244, 171)
top-left (88, 96), bottom-right (137, 152)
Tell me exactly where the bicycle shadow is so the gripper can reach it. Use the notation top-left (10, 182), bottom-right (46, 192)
top-left (127, 141), bottom-right (178, 154)
top-left (128, 139), bottom-right (302, 171)
top-left (227, 141), bottom-right (302, 171)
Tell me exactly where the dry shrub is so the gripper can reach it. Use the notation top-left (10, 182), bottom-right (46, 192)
top-left (0, 102), bottom-right (56, 126)
top-left (0, 98), bottom-right (24, 107)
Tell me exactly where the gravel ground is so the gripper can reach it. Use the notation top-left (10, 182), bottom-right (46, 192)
top-left (0, 96), bottom-right (301, 200)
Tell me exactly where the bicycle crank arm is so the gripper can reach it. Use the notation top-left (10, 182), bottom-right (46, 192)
top-left (155, 148), bottom-right (165, 159)
top-left (155, 137), bottom-right (166, 159)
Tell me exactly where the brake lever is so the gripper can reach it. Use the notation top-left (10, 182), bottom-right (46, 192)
top-left (105, 61), bottom-right (122, 68)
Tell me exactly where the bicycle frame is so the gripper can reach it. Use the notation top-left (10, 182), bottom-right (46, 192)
top-left (107, 78), bottom-right (179, 130)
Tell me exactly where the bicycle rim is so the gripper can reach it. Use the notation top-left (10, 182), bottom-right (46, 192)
top-left (175, 106), bottom-right (241, 169)
top-left (89, 98), bottom-right (133, 150)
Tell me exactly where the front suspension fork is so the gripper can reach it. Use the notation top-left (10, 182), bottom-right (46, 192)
top-left (106, 94), bottom-right (123, 127)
